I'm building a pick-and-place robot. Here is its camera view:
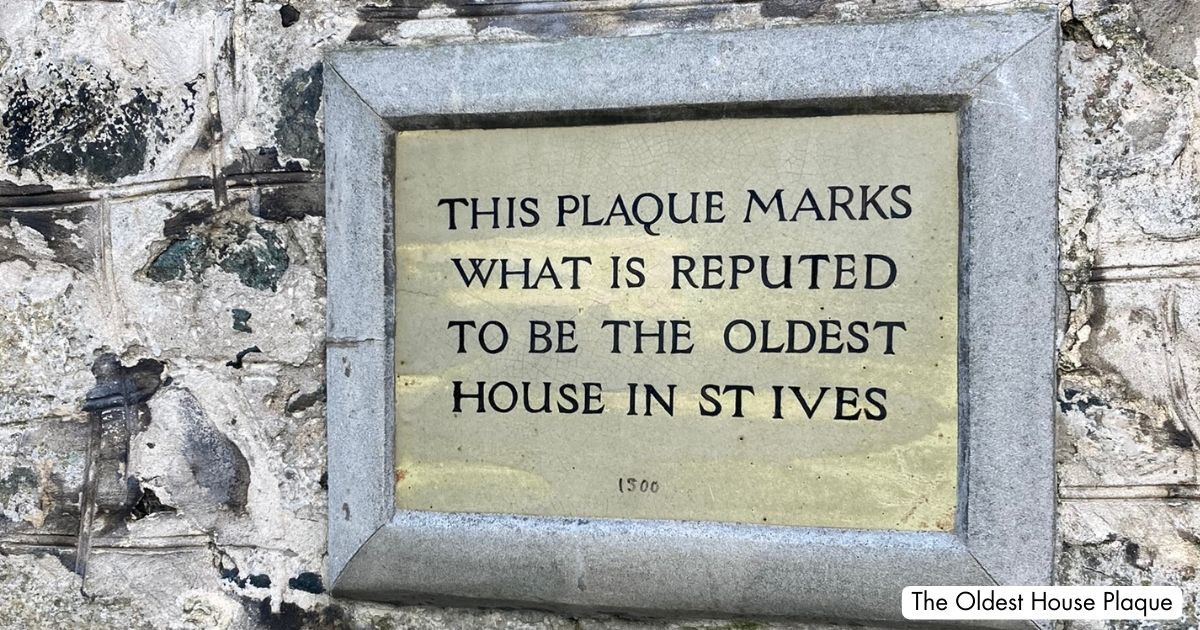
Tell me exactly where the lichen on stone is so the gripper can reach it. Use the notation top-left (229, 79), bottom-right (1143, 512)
top-left (145, 222), bottom-right (290, 292)
top-left (1, 65), bottom-right (172, 184)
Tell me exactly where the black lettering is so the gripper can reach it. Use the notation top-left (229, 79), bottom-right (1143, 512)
top-left (744, 188), bottom-right (785, 222)
top-left (520, 197), bottom-right (539, 226)
top-left (724, 385), bottom-right (754, 418)
top-left (451, 258), bottom-right (498, 287)
top-left (828, 186), bottom-right (855, 220)
top-left (845, 320), bottom-right (870, 353)
top-left (865, 254), bottom-right (897, 289)
top-left (789, 385), bottom-right (829, 419)
top-left (833, 254), bottom-right (856, 289)
top-left (860, 185), bottom-right (889, 219)
top-left (440, 198), bottom-right (470, 230)
top-left (488, 381), bottom-right (518, 412)
top-left (672, 256), bottom-right (698, 289)
top-left (819, 320), bottom-right (843, 353)
top-left (699, 384), bottom-right (721, 417)
top-left (834, 387), bottom-right (861, 420)
top-left (792, 188), bottom-right (824, 220)
top-left (890, 185), bottom-right (913, 218)
top-left (874, 321), bottom-right (907, 354)
top-left (583, 382), bottom-right (604, 414)
top-left (724, 319), bottom-right (755, 353)
top-left (452, 380), bottom-right (485, 413)
top-left (864, 387), bottom-right (888, 420)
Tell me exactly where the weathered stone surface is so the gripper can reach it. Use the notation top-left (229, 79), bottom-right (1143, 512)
top-left (0, 417), bottom-right (88, 536)
top-left (0, 0), bottom-right (218, 190)
top-left (106, 190), bottom-right (324, 366)
top-left (0, 550), bottom-right (152, 628)
top-left (1129, 0), bottom-right (1200, 78)
top-left (0, 204), bottom-right (96, 271)
top-left (1059, 281), bottom-right (1200, 487)
top-left (1059, 500), bottom-right (1200, 629)
top-left (120, 362), bottom-right (326, 556)
top-left (1059, 3), bottom-right (1200, 275)
top-left (218, 1), bottom-right (358, 175)
top-left (0, 254), bottom-right (104, 423)
top-left (0, 0), bottom-right (1198, 628)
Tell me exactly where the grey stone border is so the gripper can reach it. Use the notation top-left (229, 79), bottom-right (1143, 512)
top-left (325, 11), bottom-right (1057, 628)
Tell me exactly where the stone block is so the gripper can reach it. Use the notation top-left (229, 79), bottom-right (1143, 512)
top-left (1059, 499), bottom-right (1200, 629)
top-left (105, 189), bottom-right (324, 365)
top-left (0, 221), bottom-right (105, 422)
top-left (1059, 281), bottom-right (1200, 487)
top-left (0, 0), bottom-right (219, 190)
top-left (0, 416), bottom-right (88, 537)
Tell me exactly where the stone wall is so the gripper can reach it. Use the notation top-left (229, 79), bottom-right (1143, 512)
top-left (0, 0), bottom-right (1197, 628)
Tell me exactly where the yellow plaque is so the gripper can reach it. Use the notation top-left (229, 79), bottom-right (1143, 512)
top-left (393, 113), bottom-right (959, 531)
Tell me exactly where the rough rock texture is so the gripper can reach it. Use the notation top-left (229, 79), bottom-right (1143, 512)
top-left (1, 0), bottom-right (1198, 628)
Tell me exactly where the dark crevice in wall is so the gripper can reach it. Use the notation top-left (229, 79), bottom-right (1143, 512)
top-left (358, 0), bottom-right (754, 21)
top-left (0, 173), bottom-right (318, 210)
top-left (272, 65), bottom-right (324, 172)
top-left (247, 598), bottom-right (349, 630)
top-left (232, 308), bottom-right (253, 333)
top-left (287, 571), bottom-right (324, 594)
top-left (144, 215), bottom-right (292, 292)
top-left (226, 346), bottom-right (263, 369)
top-left (0, 205), bottom-right (95, 270)
top-left (280, 4), bottom-right (301, 27)
top-left (385, 95), bottom-right (965, 133)
top-left (126, 486), bottom-right (177, 521)
top-left (285, 385), bottom-right (325, 414)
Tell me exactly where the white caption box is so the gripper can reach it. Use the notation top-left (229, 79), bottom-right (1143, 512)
top-left (902, 586), bottom-right (1186, 620)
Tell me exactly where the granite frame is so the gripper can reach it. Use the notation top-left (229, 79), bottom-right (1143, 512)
top-left (324, 10), bottom-right (1058, 628)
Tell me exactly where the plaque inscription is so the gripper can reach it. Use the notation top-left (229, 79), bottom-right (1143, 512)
top-left (392, 113), bottom-right (958, 531)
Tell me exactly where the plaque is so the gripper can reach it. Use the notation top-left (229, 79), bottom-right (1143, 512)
top-left (324, 12), bottom-right (1057, 624)
top-left (392, 114), bottom-right (959, 531)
